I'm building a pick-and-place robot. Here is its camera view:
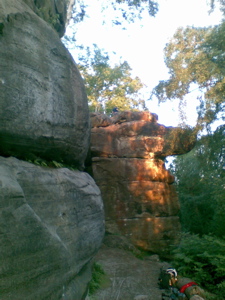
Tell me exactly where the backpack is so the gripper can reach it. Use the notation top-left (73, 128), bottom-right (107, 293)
top-left (158, 267), bottom-right (177, 289)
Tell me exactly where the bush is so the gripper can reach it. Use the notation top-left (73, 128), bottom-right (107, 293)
top-left (172, 233), bottom-right (225, 299)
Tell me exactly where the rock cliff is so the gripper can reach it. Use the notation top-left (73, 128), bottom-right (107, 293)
top-left (89, 111), bottom-right (195, 257)
top-left (0, 0), bottom-right (88, 169)
top-left (17, 0), bottom-right (68, 37)
top-left (0, 1), bottom-right (105, 299)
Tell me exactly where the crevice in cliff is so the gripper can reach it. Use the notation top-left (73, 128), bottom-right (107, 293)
top-left (0, 23), bottom-right (4, 34)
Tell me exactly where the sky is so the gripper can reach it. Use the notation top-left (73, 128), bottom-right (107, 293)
top-left (65, 0), bottom-right (223, 127)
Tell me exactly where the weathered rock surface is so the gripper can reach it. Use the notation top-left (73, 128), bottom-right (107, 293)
top-left (89, 111), bottom-right (195, 256)
top-left (21, 0), bottom-right (68, 37)
top-left (0, 156), bottom-right (105, 300)
top-left (89, 244), bottom-right (170, 300)
top-left (0, 1), bottom-right (105, 299)
top-left (0, 0), bottom-right (89, 169)
top-left (90, 111), bottom-right (158, 128)
top-left (91, 113), bottom-right (195, 159)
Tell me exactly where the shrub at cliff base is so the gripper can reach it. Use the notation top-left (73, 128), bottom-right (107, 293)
top-left (172, 233), bottom-right (225, 300)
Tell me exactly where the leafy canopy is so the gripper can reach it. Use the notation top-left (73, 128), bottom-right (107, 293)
top-left (169, 125), bottom-right (225, 237)
top-left (210, 0), bottom-right (225, 14)
top-left (77, 45), bottom-right (146, 113)
top-left (70, 0), bottom-right (159, 26)
top-left (152, 23), bottom-right (225, 130)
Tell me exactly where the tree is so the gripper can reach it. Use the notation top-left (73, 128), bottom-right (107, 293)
top-left (169, 125), bottom-right (225, 237)
top-left (76, 45), bottom-right (146, 113)
top-left (69, 0), bottom-right (159, 26)
top-left (151, 24), bottom-right (225, 130)
top-left (209, 0), bottom-right (225, 14)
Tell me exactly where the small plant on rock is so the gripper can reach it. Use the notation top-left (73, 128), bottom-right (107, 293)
top-left (88, 263), bottom-right (105, 296)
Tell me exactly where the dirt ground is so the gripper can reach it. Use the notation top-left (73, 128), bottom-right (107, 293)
top-left (88, 237), bottom-right (171, 300)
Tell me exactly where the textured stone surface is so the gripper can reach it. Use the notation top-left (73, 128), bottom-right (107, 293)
top-left (93, 159), bottom-right (180, 255)
top-left (91, 119), bottom-right (195, 159)
top-left (94, 170), bottom-right (179, 220)
top-left (92, 157), bottom-right (175, 184)
top-left (91, 245), bottom-right (171, 300)
top-left (0, 0), bottom-right (90, 169)
top-left (21, 0), bottom-right (68, 37)
top-left (90, 111), bottom-right (158, 128)
top-left (0, 156), bottom-right (105, 300)
top-left (89, 111), bottom-right (195, 255)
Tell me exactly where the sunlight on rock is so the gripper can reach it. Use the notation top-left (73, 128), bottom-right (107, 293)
top-left (90, 111), bottom-right (195, 256)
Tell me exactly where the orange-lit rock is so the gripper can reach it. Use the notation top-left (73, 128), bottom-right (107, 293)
top-left (89, 111), bottom-right (195, 256)
top-left (92, 157), bottom-right (174, 183)
top-left (90, 110), bottom-right (158, 128)
top-left (91, 116), bottom-right (195, 159)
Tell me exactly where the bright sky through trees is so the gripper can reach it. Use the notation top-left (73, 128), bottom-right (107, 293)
top-left (65, 0), bottom-right (223, 126)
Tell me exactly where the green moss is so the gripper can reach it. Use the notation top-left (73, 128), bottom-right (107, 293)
top-left (36, 7), bottom-right (60, 30)
top-left (88, 263), bottom-right (110, 296)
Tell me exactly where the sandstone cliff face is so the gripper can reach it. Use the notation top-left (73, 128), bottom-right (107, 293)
top-left (0, 156), bottom-right (104, 300)
top-left (0, 0), bottom-right (88, 169)
top-left (0, 1), bottom-right (105, 299)
top-left (90, 111), bottom-right (195, 257)
top-left (22, 0), bottom-right (68, 37)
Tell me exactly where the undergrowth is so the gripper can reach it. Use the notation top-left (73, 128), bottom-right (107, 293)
top-left (172, 233), bottom-right (225, 300)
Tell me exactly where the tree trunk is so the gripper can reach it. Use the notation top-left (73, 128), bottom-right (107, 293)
top-left (66, 0), bottom-right (76, 26)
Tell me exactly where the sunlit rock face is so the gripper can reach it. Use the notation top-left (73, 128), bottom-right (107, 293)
top-left (90, 111), bottom-right (195, 256)
top-left (0, 156), bottom-right (105, 300)
top-left (0, 0), bottom-right (89, 169)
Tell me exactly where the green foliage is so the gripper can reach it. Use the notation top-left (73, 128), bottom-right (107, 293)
top-left (26, 156), bottom-right (76, 170)
top-left (103, 0), bottom-right (159, 25)
top-left (36, 7), bottom-right (60, 29)
top-left (209, 0), bottom-right (225, 15)
top-left (69, 0), bottom-right (87, 24)
top-left (71, 0), bottom-right (158, 27)
top-left (169, 125), bottom-right (225, 236)
top-left (152, 23), bottom-right (225, 130)
top-left (88, 263), bottom-right (106, 295)
top-left (172, 233), bottom-right (225, 299)
top-left (77, 44), bottom-right (145, 113)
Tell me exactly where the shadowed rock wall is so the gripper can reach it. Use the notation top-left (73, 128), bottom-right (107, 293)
top-left (89, 111), bottom-right (195, 256)
top-left (0, 0), bottom-right (88, 169)
top-left (0, 1), bottom-right (105, 299)
top-left (0, 156), bottom-right (104, 300)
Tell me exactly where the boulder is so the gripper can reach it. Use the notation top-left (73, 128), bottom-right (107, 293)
top-left (90, 111), bottom-right (158, 128)
top-left (0, 156), bottom-right (105, 300)
top-left (0, 0), bottom-right (90, 169)
top-left (89, 111), bottom-right (195, 256)
top-left (90, 112), bottom-right (113, 128)
top-left (91, 118), bottom-right (195, 159)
